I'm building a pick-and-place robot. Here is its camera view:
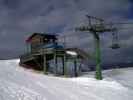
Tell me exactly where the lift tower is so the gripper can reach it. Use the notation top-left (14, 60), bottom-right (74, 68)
top-left (75, 15), bottom-right (117, 80)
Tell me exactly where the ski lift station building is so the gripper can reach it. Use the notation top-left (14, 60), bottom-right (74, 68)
top-left (19, 33), bottom-right (90, 76)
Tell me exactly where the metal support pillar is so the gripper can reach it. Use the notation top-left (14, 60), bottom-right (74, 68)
top-left (63, 53), bottom-right (67, 76)
top-left (93, 32), bottom-right (102, 80)
top-left (74, 58), bottom-right (78, 77)
top-left (43, 54), bottom-right (47, 74)
top-left (54, 50), bottom-right (58, 75)
top-left (62, 56), bottom-right (65, 75)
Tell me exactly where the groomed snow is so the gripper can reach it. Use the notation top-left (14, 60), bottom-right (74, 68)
top-left (0, 59), bottom-right (133, 100)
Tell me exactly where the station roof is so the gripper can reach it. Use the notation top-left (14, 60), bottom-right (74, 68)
top-left (26, 33), bottom-right (58, 42)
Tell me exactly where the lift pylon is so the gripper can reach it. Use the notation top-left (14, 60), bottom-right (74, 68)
top-left (75, 15), bottom-right (117, 80)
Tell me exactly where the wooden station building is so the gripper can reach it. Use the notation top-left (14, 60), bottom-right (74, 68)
top-left (20, 33), bottom-right (89, 76)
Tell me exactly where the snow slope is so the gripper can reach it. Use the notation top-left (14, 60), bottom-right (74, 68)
top-left (0, 59), bottom-right (133, 100)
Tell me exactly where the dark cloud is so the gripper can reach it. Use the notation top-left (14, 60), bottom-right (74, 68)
top-left (0, 0), bottom-right (132, 63)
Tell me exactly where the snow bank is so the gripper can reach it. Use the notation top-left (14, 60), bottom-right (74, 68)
top-left (71, 77), bottom-right (126, 90)
top-left (0, 59), bottom-right (133, 100)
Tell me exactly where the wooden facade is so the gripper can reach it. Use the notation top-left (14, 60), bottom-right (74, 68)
top-left (26, 33), bottom-right (57, 53)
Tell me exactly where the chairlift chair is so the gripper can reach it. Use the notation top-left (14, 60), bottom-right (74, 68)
top-left (110, 31), bottom-right (120, 49)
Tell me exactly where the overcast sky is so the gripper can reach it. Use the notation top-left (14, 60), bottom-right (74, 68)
top-left (0, 0), bottom-right (133, 63)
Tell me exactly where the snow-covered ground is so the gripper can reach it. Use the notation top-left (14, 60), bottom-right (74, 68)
top-left (0, 59), bottom-right (133, 100)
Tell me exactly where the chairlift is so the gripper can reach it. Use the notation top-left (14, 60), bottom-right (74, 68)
top-left (110, 31), bottom-right (120, 49)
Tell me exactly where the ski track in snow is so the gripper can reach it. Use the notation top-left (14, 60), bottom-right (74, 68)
top-left (0, 59), bottom-right (133, 100)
